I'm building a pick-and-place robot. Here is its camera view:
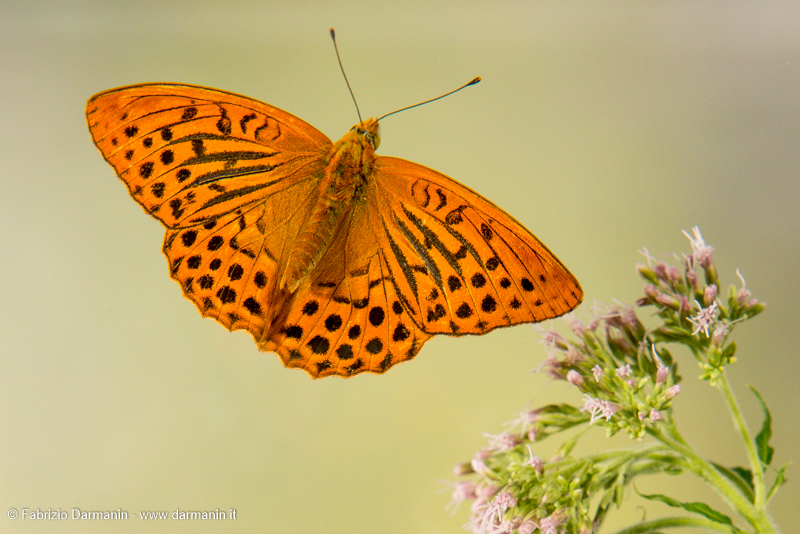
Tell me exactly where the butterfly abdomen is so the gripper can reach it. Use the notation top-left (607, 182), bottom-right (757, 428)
top-left (279, 123), bottom-right (378, 293)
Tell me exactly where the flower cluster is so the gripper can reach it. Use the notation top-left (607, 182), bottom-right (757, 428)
top-left (636, 227), bottom-right (764, 383)
top-left (448, 228), bottom-right (779, 534)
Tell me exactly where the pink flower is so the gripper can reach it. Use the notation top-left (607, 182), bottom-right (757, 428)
top-left (517, 519), bottom-right (536, 534)
top-left (682, 226), bottom-right (714, 268)
top-left (604, 304), bottom-right (639, 329)
top-left (484, 432), bottom-right (520, 453)
top-left (563, 345), bottom-right (584, 366)
top-left (507, 409), bottom-right (541, 429)
top-left (678, 296), bottom-right (692, 315)
top-left (712, 323), bottom-right (731, 345)
top-left (535, 512), bottom-right (565, 534)
top-left (643, 284), bottom-right (660, 301)
top-left (735, 269), bottom-right (752, 304)
top-left (656, 293), bottom-right (680, 309)
top-left (539, 329), bottom-right (567, 352)
top-left (656, 365), bottom-right (669, 383)
top-left (583, 395), bottom-right (620, 424)
top-left (567, 369), bottom-right (584, 387)
top-left (591, 365), bottom-right (604, 382)
top-left (565, 314), bottom-right (596, 336)
top-left (536, 355), bottom-right (564, 380)
top-left (685, 258), bottom-right (698, 289)
top-left (666, 266), bottom-right (681, 285)
top-left (468, 492), bottom-right (517, 534)
top-left (649, 409), bottom-right (662, 421)
top-left (704, 284), bottom-right (718, 307)
top-left (525, 444), bottom-right (544, 475)
top-left (446, 481), bottom-right (477, 514)
top-left (689, 301), bottom-right (719, 337)
top-left (486, 492), bottom-right (517, 523)
top-left (476, 484), bottom-right (500, 499)
top-left (653, 262), bottom-right (669, 282)
top-left (488, 519), bottom-right (515, 534)
top-left (471, 458), bottom-right (491, 476)
top-left (665, 385), bottom-right (681, 400)
top-left (615, 364), bottom-right (632, 378)
top-left (653, 347), bottom-right (669, 383)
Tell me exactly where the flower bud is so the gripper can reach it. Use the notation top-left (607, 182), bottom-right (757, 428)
top-left (567, 369), bottom-right (584, 386)
top-left (471, 458), bottom-right (490, 475)
top-left (453, 462), bottom-right (473, 476)
top-left (666, 266), bottom-right (681, 285)
top-left (656, 363), bottom-right (669, 384)
top-left (644, 284), bottom-right (660, 300)
top-left (704, 284), bottom-right (718, 307)
top-left (653, 263), bottom-right (669, 282)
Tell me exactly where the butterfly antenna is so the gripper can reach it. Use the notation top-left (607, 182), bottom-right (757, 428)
top-left (376, 77), bottom-right (481, 123)
top-left (330, 28), bottom-right (363, 124)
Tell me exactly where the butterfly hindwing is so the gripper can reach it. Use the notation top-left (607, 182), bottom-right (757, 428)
top-left (162, 175), bottom-right (322, 338)
top-left (260, 208), bottom-right (432, 377)
top-left (371, 156), bottom-right (583, 336)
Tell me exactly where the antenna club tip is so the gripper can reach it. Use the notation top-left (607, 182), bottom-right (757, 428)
top-left (329, 28), bottom-right (336, 38)
top-left (469, 77), bottom-right (481, 85)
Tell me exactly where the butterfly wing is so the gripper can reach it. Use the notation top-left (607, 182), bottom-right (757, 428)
top-left (369, 156), bottom-right (583, 336)
top-left (257, 154), bottom-right (581, 379)
top-left (87, 84), bottom-right (333, 339)
top-left (259, 195), bottom-right (433, 378)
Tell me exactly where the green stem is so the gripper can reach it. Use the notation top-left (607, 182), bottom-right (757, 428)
top-left (647, 421), bottom-right (776, 533)
top-left (716, 369), bottom-right (765, 507)
top-left (715, 368), bottom-right (778, 533)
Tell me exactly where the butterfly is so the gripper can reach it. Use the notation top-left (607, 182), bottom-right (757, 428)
top-left (86, 77), bottom-right (582, 379)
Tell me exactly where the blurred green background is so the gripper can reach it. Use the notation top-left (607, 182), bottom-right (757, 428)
top-left (1, 1), bottom-right (797, 533)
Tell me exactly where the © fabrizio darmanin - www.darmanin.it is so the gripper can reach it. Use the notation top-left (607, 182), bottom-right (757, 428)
top-left (8, 508), bottom-right (237, 520)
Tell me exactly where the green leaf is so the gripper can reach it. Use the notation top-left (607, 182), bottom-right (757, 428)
top-left (731, 467), bottom-right (754, 489)
top-left (712, 462), bottom-right (754, 502)
top-left (558, 430), bottom-right (583, 457)
top-left (638, 491), bottom-right (734, 526)
top-left (767, 463), bottom-right (789, 502)
top-left (657, 347), bottom-right (674, 367)
top-left (749, 387), bottom-right (774, 466)
top-left (722, 341), bottom-right (737, 360)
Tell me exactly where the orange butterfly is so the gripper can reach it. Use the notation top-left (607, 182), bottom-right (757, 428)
top-left (86, 54), bottom-right (582, 379)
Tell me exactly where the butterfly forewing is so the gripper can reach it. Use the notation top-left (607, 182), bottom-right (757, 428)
top-left (87, 83), bottom-right (335, 344)
top-left (371, 157), bottom-right (582, 336)
top-left (86, 84), bottom-right (332, 228)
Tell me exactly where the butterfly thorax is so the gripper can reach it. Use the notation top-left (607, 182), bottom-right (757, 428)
top-left (279, 119), bottom-right (381, 293)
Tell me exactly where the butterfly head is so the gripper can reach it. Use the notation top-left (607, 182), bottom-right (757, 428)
top-left (350, 118), bottom-right (381, 150)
